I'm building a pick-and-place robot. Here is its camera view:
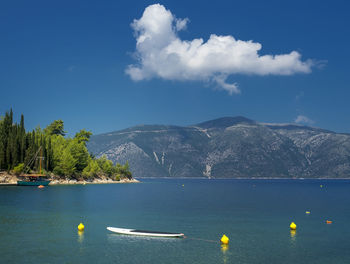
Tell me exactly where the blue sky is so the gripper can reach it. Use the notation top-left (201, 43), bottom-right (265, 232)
top-left (1, 0), bottom-right (349, 135)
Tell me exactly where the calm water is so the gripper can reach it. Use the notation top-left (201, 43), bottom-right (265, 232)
top-left (1, 179), bottom-right (350, 263)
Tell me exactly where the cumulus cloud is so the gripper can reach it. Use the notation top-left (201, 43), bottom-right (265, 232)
top-left (294, 115), bottom-right (315, 125)
top-left (126, 4), bottom-right (313, 94)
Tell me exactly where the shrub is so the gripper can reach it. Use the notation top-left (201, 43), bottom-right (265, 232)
top-left (13, 163), bottom-right (24, 176)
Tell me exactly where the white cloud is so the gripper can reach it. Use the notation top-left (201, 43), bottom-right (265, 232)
top-left (294, 115), bottom-right (314, 125)
top-left (126, 4), bottom-right (313, 94)
top-left (175, 18), bottom-right (189, 31)
top-left (213, 75), bottom-right (239, 95)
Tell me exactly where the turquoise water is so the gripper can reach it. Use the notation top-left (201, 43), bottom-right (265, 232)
top-left (1, 179), bottom-right (350, 263)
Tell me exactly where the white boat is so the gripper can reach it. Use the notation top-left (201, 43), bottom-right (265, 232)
top-left (107, 227), bottom-right (184, 238)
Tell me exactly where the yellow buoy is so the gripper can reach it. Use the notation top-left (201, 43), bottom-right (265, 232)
top-left (78, 223), bottom-right (85, 231)
top-left (320, 185), bottom-right (323, 188)
top-left (305, 211), bottom-right (310, 214)
top-left (220, 234), bottom-right (229, 245)
top-left (182, 184), bottom-right (184, 187)
top-left (290, 222), bottom-right (297, 230)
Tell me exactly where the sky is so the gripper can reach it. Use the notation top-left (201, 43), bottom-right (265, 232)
top-left (1, 0), bottom-right (350, 136)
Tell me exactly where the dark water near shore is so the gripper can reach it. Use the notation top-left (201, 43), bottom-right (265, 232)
top-left (1, 179), bottom-right (350, 263)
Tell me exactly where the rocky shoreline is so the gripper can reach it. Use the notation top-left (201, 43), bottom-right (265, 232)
top-left (49, 178), bottom-right (139, 185)
top-left (0, 172), bottom-right (139, 185)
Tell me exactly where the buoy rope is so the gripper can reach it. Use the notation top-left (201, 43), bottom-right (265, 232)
top-left (184, 236), bottom-right (219, 244)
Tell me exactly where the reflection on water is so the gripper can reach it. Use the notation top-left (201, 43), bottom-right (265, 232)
top-left (77, 230), bottom-right (84, 243)
top-left (290, 230), bottom-right (297, 244)
top-left (221, 244), bottom-right (229, 253)
top-left (107, 233), bottom-right (181, 243)
top-left (221, 244), bottom-right (229, 264)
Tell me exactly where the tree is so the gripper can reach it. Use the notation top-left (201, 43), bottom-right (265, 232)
top-left (82, 159), bottom-right (101, 179)
top-left (44, 120), bottom-right (66, 136)
top-left (19, 114), bottom-right (26, 163)
top-left (53, 148), bottom-right (77, 177)
top-left (121, 161), bottom-right (132, 179)
top-left (1, 110), bottom-right (13, 170)
top-left (46, 137), bottom-right (53, 171)
top-left (0, 109), bottom-right (133, 180)
top-left (74, 129), bottom-right (92, 144)
top-left (13, 163), bottom-right (24, 176)
top-left (6, 136), bottom-right (11, 169)
top-left (97, 155), bottom-right (114, 176)
top-left (68, 139), bottom-right (89, 172)
top-left (50, 134), bottom-right (67, 171)
top-left (0, 118), bottom-right (4, 170)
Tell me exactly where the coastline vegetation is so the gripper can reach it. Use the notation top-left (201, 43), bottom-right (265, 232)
top-left (0, 109), bottom-right (132, 181)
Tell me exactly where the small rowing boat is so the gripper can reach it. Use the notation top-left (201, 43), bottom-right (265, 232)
top-left (107, 227), bottom-right (184, 238)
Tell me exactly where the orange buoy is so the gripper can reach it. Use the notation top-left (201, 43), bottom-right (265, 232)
top-left (326, 220), bottom-right (332, 224)
top-left (38, 185), bottom-right (45, 189)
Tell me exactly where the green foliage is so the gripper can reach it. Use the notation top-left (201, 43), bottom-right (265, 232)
top-left (115, 174), bottom-right (121, 181)
top-left (0, 109), bottom-right (133, 181)
top-left (96, 155), bottom-right (114, 176)
top-left (12, 163), bottom-right (24, 176)
top-left (0, 109), bottom-right (26, 170)
top-left (44, 120), bottom-right (66, 136)
top-left (53, 148), bottom-right (77, 177)
top-left (67, 139), bottom-right (89, 172)
top-left (74, 129), bottom-right (92, 144)
top-left (94, 155), bottom-right (132, 179)
top-left (82, 159), bottom-right (101, 179)
top-left (112, 161), bottom-right (132, 179)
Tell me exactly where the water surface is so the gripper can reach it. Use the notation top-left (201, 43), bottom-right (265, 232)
top-left (1, 179), bottom-right (350, 263)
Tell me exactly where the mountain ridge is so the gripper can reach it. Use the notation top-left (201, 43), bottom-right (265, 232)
top-left (87, 117), bottom-right (350, 178)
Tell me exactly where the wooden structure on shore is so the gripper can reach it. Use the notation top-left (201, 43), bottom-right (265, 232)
top-left (17, 147), bottom-right (51, 186)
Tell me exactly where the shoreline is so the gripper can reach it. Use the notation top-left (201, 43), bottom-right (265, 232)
top-left (49, 178), bottom-right (139, 185)
top-left (134, 177), bottom-right (350, 180)
top-left (0, 172), bottom-right (139, 186)
top-left (2, 171), bottom-right (349, 186)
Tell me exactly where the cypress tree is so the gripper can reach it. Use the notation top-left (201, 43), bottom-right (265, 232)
top-left (2, 111), bottom-right (11, 169)
top-left (9, 108), bottom-right (13, 126)
top-left (0, 141), bottom-right (4, 170)
top-left (11, 125), bottom-right (19, 168)
top-left (20, 114), bottom-right (25, 163)
top-left (6, 138), bottom-right (11, 170)
top-left (32, 130), bottom-right (36, 150)
top-left (0, 118), bottom-right (5, 170)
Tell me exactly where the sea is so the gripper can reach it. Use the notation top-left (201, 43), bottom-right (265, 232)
top-left (1, 178), bottom-right (350, 264)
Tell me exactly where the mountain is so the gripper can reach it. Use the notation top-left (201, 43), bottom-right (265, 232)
top-left (87, 117), bottom-right (350, 178)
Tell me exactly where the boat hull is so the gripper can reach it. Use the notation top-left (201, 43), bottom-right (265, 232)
top-left (17, 180), bottom-right (51, 186)
top-left (107, 227), bottom-right (184, 238)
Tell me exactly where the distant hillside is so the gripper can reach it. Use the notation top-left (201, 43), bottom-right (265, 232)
top-left (87, 117), bottom-right (350, 178)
